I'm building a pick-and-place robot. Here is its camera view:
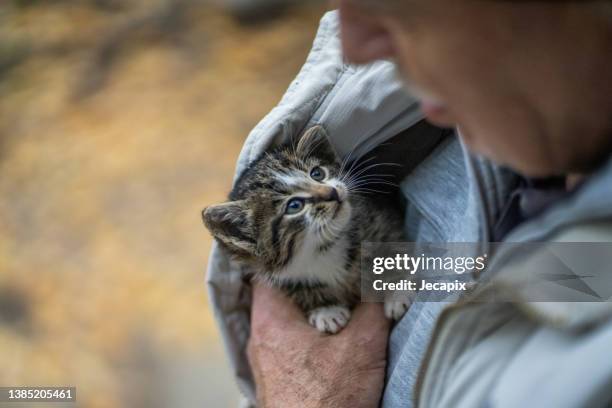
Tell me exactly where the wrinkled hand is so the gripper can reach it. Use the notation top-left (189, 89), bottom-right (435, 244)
top-left (247, 283), bottom-right (390, 408)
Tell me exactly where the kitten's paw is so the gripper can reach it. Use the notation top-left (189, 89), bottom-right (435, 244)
top-left (384, 292), bottom-right (413, 321)
top-left (308, 306), bottom-right (351, 334)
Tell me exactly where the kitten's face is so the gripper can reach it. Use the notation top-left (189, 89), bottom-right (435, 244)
top-left (203, 126), bottom-right (352, 270)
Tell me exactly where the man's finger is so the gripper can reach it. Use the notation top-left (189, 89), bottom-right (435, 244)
top-left (344, 302), bottom-right (390, 332)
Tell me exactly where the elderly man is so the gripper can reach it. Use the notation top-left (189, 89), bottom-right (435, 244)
top-left (207, 1), bottom-right (612, 407)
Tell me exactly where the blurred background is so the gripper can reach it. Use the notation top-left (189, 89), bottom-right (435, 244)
top-left (0, 0), bottom-right (328, 406)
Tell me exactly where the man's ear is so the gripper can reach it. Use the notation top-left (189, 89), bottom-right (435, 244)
top-left (202, 201), bottom-right (256, 258)
top-left (338, 0), bottom-right (395, 64)
top-left (296, 125), bottom-right (338, 163)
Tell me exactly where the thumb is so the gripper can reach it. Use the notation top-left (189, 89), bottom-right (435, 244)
top-left (340, 302), bottom-right (390, 337)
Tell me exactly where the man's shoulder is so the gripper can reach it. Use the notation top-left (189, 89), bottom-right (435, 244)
top-left (481, 221), bottom-right (612, 330)
top-left (415, 220), bottom-right (612, 408)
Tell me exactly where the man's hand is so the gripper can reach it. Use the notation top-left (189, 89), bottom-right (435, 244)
top-left (247, 283), bottom-right (390, 408)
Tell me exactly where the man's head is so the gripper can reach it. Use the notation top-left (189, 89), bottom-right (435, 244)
top-left (339, 0), bottom-right (612, 176)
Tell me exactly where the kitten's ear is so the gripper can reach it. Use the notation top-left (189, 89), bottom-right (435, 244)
top-left (202, 201), bottom-right (256, 258)
top-left (296, 125), bottom-right (338, 162)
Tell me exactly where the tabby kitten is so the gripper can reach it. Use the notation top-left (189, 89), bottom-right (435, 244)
top-left (203, 126), bottom-right (410, 333)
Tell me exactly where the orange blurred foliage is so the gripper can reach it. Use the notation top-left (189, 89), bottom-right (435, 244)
top-left (0, 1), bottom-right (327, 406)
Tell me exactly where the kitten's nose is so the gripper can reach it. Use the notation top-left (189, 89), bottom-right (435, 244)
top-left (319, 187), bottom-right (341, 203)
top-left (328, 188), bottom-right (341, 203)
top-left (312, 186), bottom-right (342, 203)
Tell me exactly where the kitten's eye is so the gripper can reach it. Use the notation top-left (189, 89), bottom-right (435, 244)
top-left (285, 197), bottom-right (305, 215)
top-left (310, 166), bottom-right (326, 182)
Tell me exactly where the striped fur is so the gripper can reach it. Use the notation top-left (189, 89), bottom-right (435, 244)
top-left (203, 126), bottom-right (405, 332)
